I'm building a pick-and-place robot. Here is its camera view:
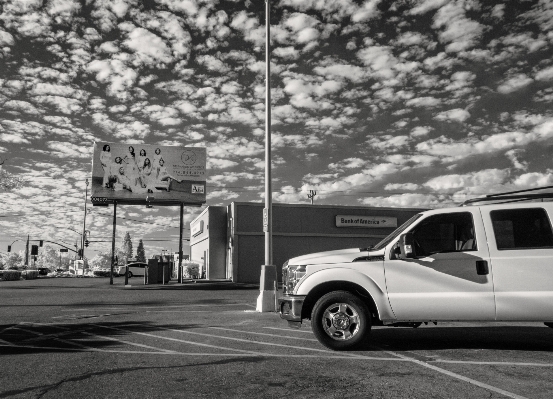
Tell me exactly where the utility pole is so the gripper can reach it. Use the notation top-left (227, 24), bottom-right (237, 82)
top-left (257, 0), bottom-right (277, 312)
top-left (308, 190), bottom-right (317, 205)
top-left (81, 178), bottom-right (89, 276)
top-left (25, 234), bottom-right (29, 267)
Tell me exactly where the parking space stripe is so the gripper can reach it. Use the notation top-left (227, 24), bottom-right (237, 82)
top-left (262, 326), bottom-right (313, 334)
top-left (167, 326), bottom-right (389, 360)
top-left (80, 331), bottom-right (180, 354)
top-left (434, 359), bottom-right (553, 367)
top-left (97, 324), bottom-right (271, 356)
top-left (61, 303), bottom-right (254, 312)
top-left (379, 348), bottom-right (529, 399)
top-left (209, 326), bottom-right (319, 342)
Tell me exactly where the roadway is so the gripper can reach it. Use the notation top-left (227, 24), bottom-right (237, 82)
top-left (1, 277), bottom-right (552, 398)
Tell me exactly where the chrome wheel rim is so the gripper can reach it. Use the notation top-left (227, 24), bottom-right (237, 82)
top-left (322, 302), bottom-right (361, 341)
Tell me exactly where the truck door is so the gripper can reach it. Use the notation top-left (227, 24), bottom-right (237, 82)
top-left (481, 205), bottom-right (553, 320)
top-left (384, 210), bottom-right (496, 321)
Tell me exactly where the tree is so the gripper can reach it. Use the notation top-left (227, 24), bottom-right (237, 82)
top-left (36, 245), bottom-right (63, 269)
top-left (120, 232), bottom-right (133, 262)
top-left (0, 158), bottom-right (24, 191)
top-left (136, 239), bottom-right (146, 262)
top-left (4, 252), bottom-right (23, 269)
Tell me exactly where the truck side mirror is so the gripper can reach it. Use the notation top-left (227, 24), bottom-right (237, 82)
top-left (399, 232), bottom-right (415, 259)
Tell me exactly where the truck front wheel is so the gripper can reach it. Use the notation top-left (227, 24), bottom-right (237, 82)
top-left (311, 291), bottom-right (371, 351)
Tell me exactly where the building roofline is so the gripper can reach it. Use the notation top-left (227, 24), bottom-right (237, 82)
top-left (229, 201), bottom-right (428, 212)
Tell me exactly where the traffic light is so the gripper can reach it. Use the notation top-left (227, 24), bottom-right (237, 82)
top-left (78, 249), bottom-right (83, 257)
top-left (7, 245), bottom-right (11, 252)
top-left (39, 240), bottom-right (44, 247)
top-left (31, 245), bottom-right (39, 256)
top-left (85, 240), bottom-right (90, 247)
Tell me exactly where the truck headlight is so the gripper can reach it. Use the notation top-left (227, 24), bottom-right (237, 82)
top-left (282, 263), bottom-right (306, 294)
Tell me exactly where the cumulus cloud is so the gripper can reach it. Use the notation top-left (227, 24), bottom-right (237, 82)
top-left (432, 1), bottom-right (485, 52)
top-left (497, 74), bottom-right (533, 94)
top-left (433, 108), bottom-right (470, 122)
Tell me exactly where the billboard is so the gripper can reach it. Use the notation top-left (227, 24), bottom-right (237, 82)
top-left (91, 142), bottom-right (206, 205)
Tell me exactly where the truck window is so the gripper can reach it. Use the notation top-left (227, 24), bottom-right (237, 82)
top-left (373, 213), bottom-right (422, 250)
top-left (491, 208), bottom-right (553, 250)
top-left (411, 212), bottom-right (476, 256)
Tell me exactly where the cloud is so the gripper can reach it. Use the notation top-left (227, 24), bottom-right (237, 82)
top-left (122, 26), bottom-right (174, 65)
top-left (432, 1), bottom-right (485, 52)
top-left (497, 74), bottom-right (533, 94)
top-left (416, 119), bottom-right (553, 162)
top-left (433, 108), bottom-right (470, 122)
top-left (505, 149), bottom-right (528, 171)
top-left (357, 45), bottom-right (398, 80)
top-left (385, 183), bottom-right (421, 191)
top-left (406, 96), bottom-right (441, 108)
top-left (47, 141), bottom-right (93, 159)
top-left (410, 126), bottom-right (433, 137)
top-left (535, 66), bottom-right (553, 81)
top-left (313, 63), bottom-right (367, 83)
top-left (423, 169), bottom-right (510, 193)
top-left (409, 0), bottom-right (450, 15)
top-left (360, 193), bottom-right (441, 208)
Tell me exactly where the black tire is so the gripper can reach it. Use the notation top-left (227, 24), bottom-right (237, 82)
top-left (127, 271), bottom-right (133, 278)
top-left (311, 291), bottom-right (371, 351)
top-left (545, 322), bottom-right (553, 328)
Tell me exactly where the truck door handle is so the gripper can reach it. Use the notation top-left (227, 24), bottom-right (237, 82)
top-left (476, 260), bottom-right (489, 275)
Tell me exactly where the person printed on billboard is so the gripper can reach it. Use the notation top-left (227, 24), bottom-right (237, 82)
top-left (114, 167), bottom-right (132, 191)
top-left (152, 148), bottom-right (162, 176)
top-left (107, 156), bottom-right (123, 189)
top-left (124, 146), bottom-right (144, 190)
top-left (156, 158), bottom-right (183, 188)
top-left (141, 158), bottom-right (159, 193)
top-left (137, 149), bottom-right (147, 173)
top-left (100, 144), bottom-right (112, 188)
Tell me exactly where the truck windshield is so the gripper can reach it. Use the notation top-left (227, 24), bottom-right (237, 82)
top-left (372, 213), bottom-right (423, 251)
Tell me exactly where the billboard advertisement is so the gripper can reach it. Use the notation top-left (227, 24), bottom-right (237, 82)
top-left (91, 142), bottom-right (206, 205)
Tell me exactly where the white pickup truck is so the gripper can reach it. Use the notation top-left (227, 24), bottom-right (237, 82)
top-left (278, 192), bottom-right (553, 350)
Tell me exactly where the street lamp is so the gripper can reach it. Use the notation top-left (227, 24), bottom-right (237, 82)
top-left (257, 0), bottom-right (277, 312)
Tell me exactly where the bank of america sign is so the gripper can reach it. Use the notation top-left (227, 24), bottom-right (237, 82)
top-left (335, 215), bottom-right (397, 228)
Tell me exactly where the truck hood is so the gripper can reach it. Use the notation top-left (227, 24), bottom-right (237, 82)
top-left (286, 247), bottom-right (385, 266)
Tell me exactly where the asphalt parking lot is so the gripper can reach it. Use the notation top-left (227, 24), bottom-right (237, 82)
top-left (1, 278), bottom-right (553, 399)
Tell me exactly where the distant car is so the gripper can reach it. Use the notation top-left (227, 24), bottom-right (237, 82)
top-left (37, 268), bottom-right (50, 275)
top-left (123, 262), bottom-right (148, 278)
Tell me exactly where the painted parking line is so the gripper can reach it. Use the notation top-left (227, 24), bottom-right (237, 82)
top-left (97, 324), bottom-right (271, 356)
top-left (61, 303), bottom-right (255, 312)
top-left (377, 347), bottom-right (529, 399)
top-left (263, 326), bottom-right (313, 334)
top-left (164, 326), bottom-right (391, 360)
top-left (210, 326), bottom-right (319, 342)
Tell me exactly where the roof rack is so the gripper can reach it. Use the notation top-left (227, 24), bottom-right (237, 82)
top-left (461, 185), bottom-right (553, 206)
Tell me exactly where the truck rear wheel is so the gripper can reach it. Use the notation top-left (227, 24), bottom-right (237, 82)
top-left (311, 291), bottom-right (371, 351)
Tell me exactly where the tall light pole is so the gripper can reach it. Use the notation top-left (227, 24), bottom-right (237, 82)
top-left (81, 178), bottom-right (89, 276)
top-left (257, 0), bottom-right (277, 312)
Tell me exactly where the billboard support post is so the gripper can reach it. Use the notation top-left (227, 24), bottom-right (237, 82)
top-left (178, 203), bottom-right (184, 284)
top-left (110, 201), bottom-right (117, 285)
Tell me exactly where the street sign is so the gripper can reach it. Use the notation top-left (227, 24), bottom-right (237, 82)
top-left (335, 215), bottom-right (398, 228)
top-left (263, 208), bottom-right (269, 232)
top-left (59, 248), bottom-right (68, 252)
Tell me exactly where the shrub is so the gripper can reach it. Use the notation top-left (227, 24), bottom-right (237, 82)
top-left (2, 270), bottom-right (22, 281)
top-left (22, 270), bottom-right (39, 280)
top-left (182, 261), bottom-right (200, 278)
top-left (93, 270), bottom-right (111, 277)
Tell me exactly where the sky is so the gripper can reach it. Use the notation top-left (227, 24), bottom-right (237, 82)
top-left (1, 0), bottom-right (553, 261)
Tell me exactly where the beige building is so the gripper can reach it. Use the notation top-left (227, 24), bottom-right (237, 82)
top-left (190, 202), bottom-right (425, 283)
